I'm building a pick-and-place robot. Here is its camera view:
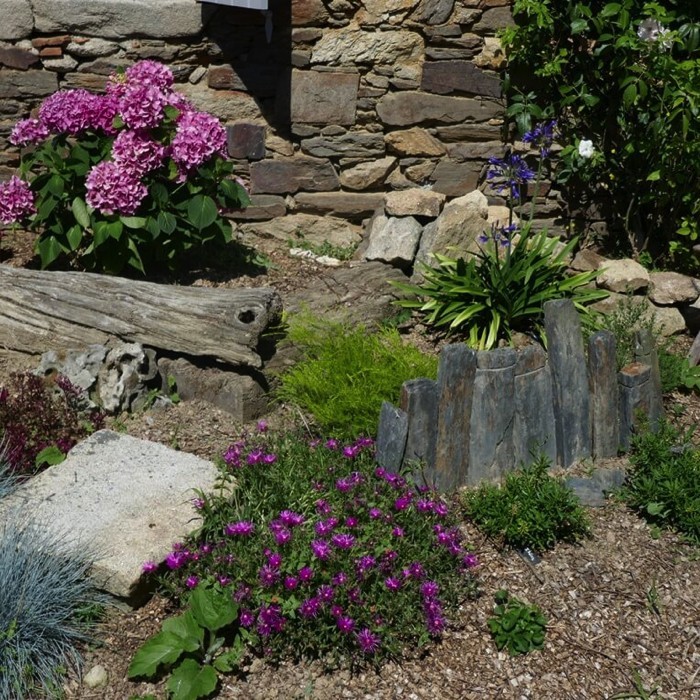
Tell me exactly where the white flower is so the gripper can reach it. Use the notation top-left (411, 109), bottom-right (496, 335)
top-left (637, 18), bottom-right (672, 49)
top-left (578, 139), bottom-right (595, 159)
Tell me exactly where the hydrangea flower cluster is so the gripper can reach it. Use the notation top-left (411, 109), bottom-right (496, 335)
top-left (2, 59), bottom-right (232, 224)
top-left (150, 433), bottom-right (479, 664)
top-left (0, 176), bottom-right (35, 225)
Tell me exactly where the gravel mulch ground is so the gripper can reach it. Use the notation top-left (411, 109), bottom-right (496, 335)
top-left (1, 231), bottom-right (699, 699)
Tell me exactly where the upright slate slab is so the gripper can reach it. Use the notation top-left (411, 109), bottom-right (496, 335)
top-left (619, 362), bottom-right (652, 450)
top-left (513, 343), bottom-right (557, 466)
top-left (634, 328), bottom-right (663, 427)
top-left (375, 401), bottom-right (408, 473)
top-left (434, 344), bottom-right (477, 491)
top-left (543, 299), bottom-right (591, 467)
top-left (400, 378), bottom-right (439, 486)
top-left (468, 348), bottom-right (517, 484)
top-left (588, 330), bottom-right (620, 458)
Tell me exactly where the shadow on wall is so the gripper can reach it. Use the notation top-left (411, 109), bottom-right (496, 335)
top-left (200, 0), bottom-right (292, 146)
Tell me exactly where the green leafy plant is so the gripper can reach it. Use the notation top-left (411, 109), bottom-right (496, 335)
top-left (623, 420), bottom-right (700, 544)
top-left (2, 59), bottom-right (249, 275)
top-left (591, 295), bottom-right (661, 370)
top-left (395, 227), bottom-right (605, 349)
top-left (129, 582), bottom-right (242, 700)
top-left (487, 589), bottom-right (547, 656)
top-left (501, 0), bottom-right (700, 264)
top-left (657, 351), bottom-right (700, 393)
top-left (134, 431), bottom-right (478, 691)
top-left (275, 315), bottom-right (438, 438)
top-left (393, 125), bottom-right (606, 350)
top-left (462, 455), bottom-right (591, 552)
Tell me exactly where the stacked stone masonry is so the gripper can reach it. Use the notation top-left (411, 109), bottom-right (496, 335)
top-left (375, 300), bottom-right (664, 491)
top-left (0, 0), bottom-right (576, 236)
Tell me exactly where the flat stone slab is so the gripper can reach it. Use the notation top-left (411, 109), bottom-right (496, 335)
top-left (3, 430), bottom-right (220, 605)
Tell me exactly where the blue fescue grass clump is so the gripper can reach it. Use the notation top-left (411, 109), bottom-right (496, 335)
top-left (0, 505), bottom-right (99, 698)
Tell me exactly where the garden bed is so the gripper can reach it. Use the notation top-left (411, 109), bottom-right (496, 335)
top-left (1, 222), bottom-right (700, 699)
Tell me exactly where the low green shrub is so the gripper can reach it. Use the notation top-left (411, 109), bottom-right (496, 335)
top-left (0, 508), bottom-right (100, 699)
top-left (132, 432), bottom-right (479, 696)
top-left (487, 589), bottom-right (547, 656)
top-left (461, 456), bottom-right (591, 552)
top-left (274, 316), bottom-right (438, 438)
top-left (657, 350), bottom-right (700, 393)
top-left (591, 295), bottom-right (661, 370)
top-left (623, 421), bottom-right (700, 544)
top-left (0, 372), bottom-right (104, 478)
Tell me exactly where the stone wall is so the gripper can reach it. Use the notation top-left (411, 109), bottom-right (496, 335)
top-left (0, 0), bottom-right (573, 243)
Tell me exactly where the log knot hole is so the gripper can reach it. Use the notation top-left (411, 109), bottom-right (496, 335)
top-left (238, 308), bottom-right (257, 324)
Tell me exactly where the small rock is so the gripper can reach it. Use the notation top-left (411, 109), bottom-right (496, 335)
top-left (83, 665), bottom-right (109, 688)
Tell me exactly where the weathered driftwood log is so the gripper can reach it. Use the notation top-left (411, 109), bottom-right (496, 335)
top-left (0, 265), bottom-right (282, 368)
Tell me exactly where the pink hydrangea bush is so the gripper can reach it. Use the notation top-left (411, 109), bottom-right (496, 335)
top-left (2, 59), bottom-right (249, 275)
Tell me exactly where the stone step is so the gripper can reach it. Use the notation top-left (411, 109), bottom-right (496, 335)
top-left (2, 430), bottom-right (220, 606)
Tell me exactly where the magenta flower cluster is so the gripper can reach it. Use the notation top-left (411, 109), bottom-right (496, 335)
top-left (2, 59), bottom-right (231, 223)
top-left (146, 433), bottom-right (479, 663)
top-left (0, 176), bottom-right (35, 225)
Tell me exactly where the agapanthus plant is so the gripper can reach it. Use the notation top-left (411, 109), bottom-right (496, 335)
top-left (131, 430), bottom-right (479, 691)
top-left (393, 121), bottom-right (607, 349)
top-left (2, 59), bottom-right (249, 275)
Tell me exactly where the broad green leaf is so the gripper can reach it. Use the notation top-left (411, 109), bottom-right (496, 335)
top-left (71, 197), bottom-right (91, 228)
top-left (187, 195), bottom-right (219, 231)
top-left (128, 630), bottom-right (186, 679)
top-left (35, 445), bottom-right (66, 468)
top-left (622, 83), bottom-right (637, 108)
top-left (120, 216), bottom-right (148, 229)
top-left (47, 174), bottom-right (64, 197)
top-left (190, 585), bottom-right (238, 632)
top-left (647, 170), bottom-right (661, 182)
top-left (36, 235), bottom-right (63, 268)
top-left (157, 211), bottom-right (178, 235)
top-left (107, 220), bottom-right (124, 239)
top-left (162, 611), bottom-right (204, 652)
top-left (93, 221), bottom-right (110, 248)
top-left (167, 659), bottom-right (218, 700)
top-left (66, 225), bottom-right (84, 252)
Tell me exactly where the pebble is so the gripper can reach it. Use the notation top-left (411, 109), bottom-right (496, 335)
top-left (83, 664), bottom-right (108, 688)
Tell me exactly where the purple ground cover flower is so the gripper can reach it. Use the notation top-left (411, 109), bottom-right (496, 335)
top-left (257, 604), bottom-right (285, 636)
top-left (299, 597), bottom-right (321, 619)
top-left (310, 539), bottom-right (332, 560)
top-left (224, 521), bottom-right (255, 537)
top-left (337, 616), bottom-right (355, 633)
top-left (384, 576), bottom-right (402, 592)
top-left (85, 161), bottom-right (147, 215)
top-left (330, 533), bottom-right (355, 549)
top-left (142, 560), bottom-right (158, 574)
top-left (165, 551), bottom-right (188, 570)
top-left (298, 566), bottom-right (314, 583)
top-left (0, 176), bottom-right (35, 224)
top-left (317, 584), bottom-right (334, 603)
top-left (279, 510), bottom-right (304, 527)
top-left (315, 517), bottom-right (339, 536)
top-left (239, 609), bottom-right (255, 628)
top-left (185, 575), bottom-right (199, 589)
top-left (356, 628), bottom-right (380, 654)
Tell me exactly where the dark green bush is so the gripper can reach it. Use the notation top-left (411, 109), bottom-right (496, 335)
top-left (502, 0), bottom-right (700, 263)
top-left (623, 421), bottom-right (700, 544)
top-left (462, 456), bottom-right (591, 552)
top-left (487, 589), bottom-right (547, 656)
top-left (275, 316), bottom-right (438, 438)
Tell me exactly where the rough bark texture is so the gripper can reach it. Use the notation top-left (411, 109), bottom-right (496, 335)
top-left (0, 265), bottom-right (282, 367)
